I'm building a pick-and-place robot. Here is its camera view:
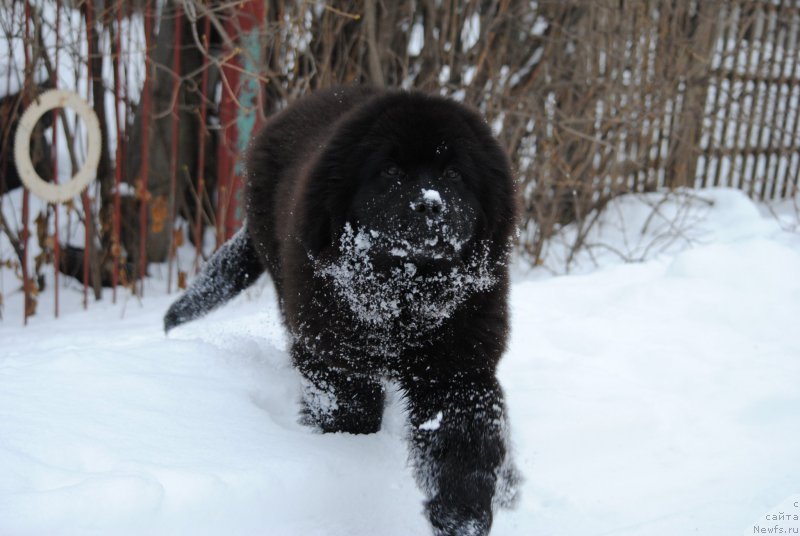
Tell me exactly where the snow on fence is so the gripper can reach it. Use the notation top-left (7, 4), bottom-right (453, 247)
top-left (1, 0), bottom-right (799, 323)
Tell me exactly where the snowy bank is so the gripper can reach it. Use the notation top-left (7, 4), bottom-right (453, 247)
top-left (1, 188), bottom-right (799, 535)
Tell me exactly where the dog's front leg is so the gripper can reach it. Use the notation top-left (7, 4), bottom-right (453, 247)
top-left (401, 371), bottom-right (517, 536)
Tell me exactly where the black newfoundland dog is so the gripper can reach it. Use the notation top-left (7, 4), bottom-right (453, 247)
top-left (165, 87), bottom-right (519, 535)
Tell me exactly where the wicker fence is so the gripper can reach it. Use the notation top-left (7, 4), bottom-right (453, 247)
top-left (1, 0), bottom-right (799, 322)
top-left (520, 0), bottom-right (800, 260)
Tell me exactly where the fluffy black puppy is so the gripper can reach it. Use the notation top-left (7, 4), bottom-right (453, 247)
top-left (164, 87), bottom-right (519, 535)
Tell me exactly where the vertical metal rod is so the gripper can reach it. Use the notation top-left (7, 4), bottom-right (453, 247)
top-left (82, 0), bottom-right (95, 309)
top-left (52, 0), bottom-right (61, 318)
top-left (216, 28), bottom-right (232, 250)
top-left (22, 0), bottom-right (32, 324)
top-left (193, 15), bottom-right (211, 272)
top-left (2, 1), bottom-right (13, 103)
top-left (167, 5), bottom-right (183, 294)
top-left (80, 191), bottom-right (92, 308)
top-left (139, 0), bottom-right (153, 295)
top-left (215, 112), bottom-right (229, 250)
top-left (111, 0), bottom-right (123, 301)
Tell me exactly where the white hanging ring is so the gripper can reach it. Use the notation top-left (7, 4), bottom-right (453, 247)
top-left (14, 89), bottom-right (101, 204)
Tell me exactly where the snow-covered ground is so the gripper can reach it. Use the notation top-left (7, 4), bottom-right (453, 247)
top-left (1, 188), bottom-right (799, 535)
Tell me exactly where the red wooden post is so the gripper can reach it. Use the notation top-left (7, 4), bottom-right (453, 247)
top-left (217, 1), bottom-right (266, 245)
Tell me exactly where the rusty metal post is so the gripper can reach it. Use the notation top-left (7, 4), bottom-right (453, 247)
top-left (81, 0), bottom-right (95, 309)
top-left (111, 0), bottom-right (124, 301)
top-left (167, 5), bottom-right (183, 294)
top-left (52, 0), bottom-right (61, 317)
top-left (193, 15), bottom-right (211, 271)
top-left (139, 0), bottom-right (153, 295)
top-left (22, 0), bottom-right (32, 324)
top-left (217, 1), bottom-right (266, 244)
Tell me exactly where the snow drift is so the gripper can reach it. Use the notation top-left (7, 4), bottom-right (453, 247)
top-left (1, 188), bottom-right (799, 535)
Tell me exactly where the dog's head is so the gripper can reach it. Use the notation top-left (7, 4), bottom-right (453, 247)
top-left (301, 91), bottom-right (515, 270)
top-left (347, 157), bottom-right (479, 269)
top-left (300, 91), bottom-right (516, 328)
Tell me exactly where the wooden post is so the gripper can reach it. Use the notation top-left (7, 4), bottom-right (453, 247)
top-left (665, 1), bottom-right (720, 189)
top-left (217, 1), bottom-right (266, 246)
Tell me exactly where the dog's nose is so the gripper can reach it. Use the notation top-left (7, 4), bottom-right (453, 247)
top-left (410, 189), bottom-right (444, 218)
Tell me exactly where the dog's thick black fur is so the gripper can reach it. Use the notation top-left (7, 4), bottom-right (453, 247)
top-left (164, 87), bottom-right (519, 535)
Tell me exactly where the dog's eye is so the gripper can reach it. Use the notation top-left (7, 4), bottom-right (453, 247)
top-left (384, 165), bottom-right (403, 177)
top-left (443, 167), bottom-right (462, 181)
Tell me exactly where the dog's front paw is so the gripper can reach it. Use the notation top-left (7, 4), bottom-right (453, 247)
top-left (427, 496), bottom-right (492, 536)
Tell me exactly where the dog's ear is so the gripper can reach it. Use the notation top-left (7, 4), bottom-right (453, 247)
top-left (298, 164), bottom-right (337, 255)
top-left (297, 112), bottom-right (379, 256)
top-left (298, 143), bottom-right (358, 256)
top-left (457, 109), bottom-right (516, 250)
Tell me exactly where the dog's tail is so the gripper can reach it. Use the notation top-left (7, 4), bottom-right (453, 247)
top-left (164, 227), bottom-right (264, 333)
